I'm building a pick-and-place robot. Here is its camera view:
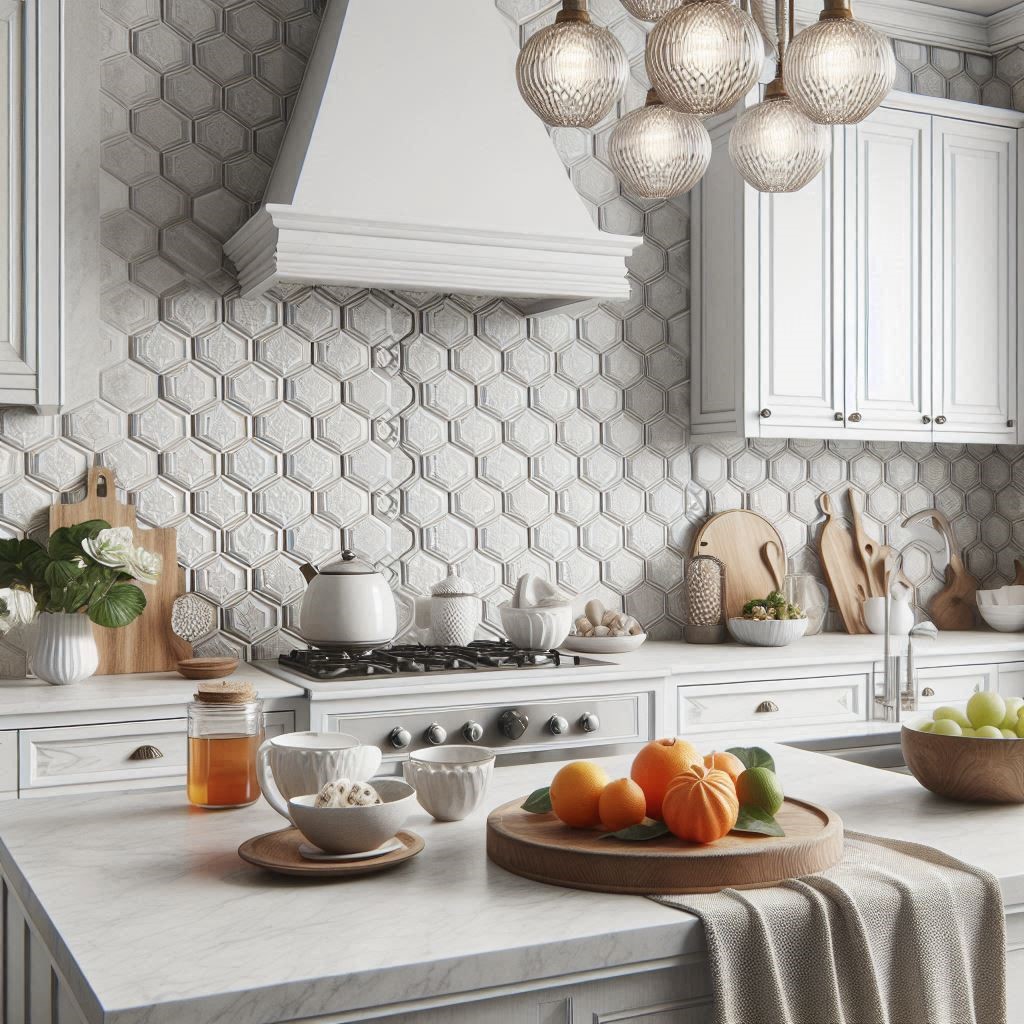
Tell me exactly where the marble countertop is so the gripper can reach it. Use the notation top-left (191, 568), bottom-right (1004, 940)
top-left (2, 744), bottom-right (1023, 1024)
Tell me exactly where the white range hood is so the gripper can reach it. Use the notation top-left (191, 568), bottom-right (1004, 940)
top-left (224, 0), bottom-right (641, 314)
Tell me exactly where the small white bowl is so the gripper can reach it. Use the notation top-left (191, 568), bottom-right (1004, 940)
top-left (287, 777), bottom-right (417, 854)
top-left (727, 617), bottom-right (808, 647)
top-left (978, 604), bottom-right (1024, 632)
top-left (562, 632), bottom-right (647, 654)
top-left (977, 585), bottom-right (1024, 608)
top-left (499, 603), bottom-right (572, 650)
top-left (404, 745), bottom-right (495, 822)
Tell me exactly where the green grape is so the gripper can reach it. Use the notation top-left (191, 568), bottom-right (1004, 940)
top-left (967, 691), bottom-right (1006, 730)
top-left (932, 706), bottom-right (971, 730)
top-left (918, 721), bottom-right (935, 733)
top-left (1001, 698), bottom-right (1024, 730)
top-left (962, 728), bottom-right (978, 737)
top-left (975, 725), bottom-right (1003, 739)
top-left (932, 719), bottom-right (963, 736)
top-left (1001, 729), bottom-right (1017, 739)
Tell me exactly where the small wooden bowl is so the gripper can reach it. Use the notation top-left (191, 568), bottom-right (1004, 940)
top-left (176, 657), bottom-right (240, 680)
top-left (901, 726), bottom-right (1024, 803)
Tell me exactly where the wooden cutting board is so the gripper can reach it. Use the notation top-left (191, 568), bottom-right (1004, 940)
top-left (903, 508), bottom-right (977, 630)
top-left (49, 466), bottom-right (191, 674)
top-left (818, 492), bottom-right (870, 634)
top-left (487, 797), bottom-right (844, 895)
top-left (691, 511), bottom-right (787, 620)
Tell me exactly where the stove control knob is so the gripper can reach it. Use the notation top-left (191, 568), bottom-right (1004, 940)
top-left (389, 726), bottom-right (411, 749)
top-left (579, 712), bottom-right (600, 733)
top-left (547, 714), bottom-right (569, 736)
top-left (424, 722), bottom-right (447, 745)
top-left (462, 721), bottom-right (484, 743)
top-left (498, 708), bottom-right (529, 740)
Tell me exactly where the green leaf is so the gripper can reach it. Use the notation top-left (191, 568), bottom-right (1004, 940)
top-left (48, 520), bottom-right (109, 563)
top-left (87, 583), bottom-right (146, 628)
top-left (601, 820), bottom-right (670, 841)
top-left (521, 787), bottom-right (552, 813)
top-left (726, 746), bottom-right (776, 773)
top-left (732, 806), bottom-right (785, 837)
top-left (44, 559), bottom-right (84, 588)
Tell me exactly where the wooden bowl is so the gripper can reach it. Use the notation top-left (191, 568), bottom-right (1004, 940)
top-left (176, 656), bottom-right (240, 680)
top-left (901, 726), bottom-right (1024, 803)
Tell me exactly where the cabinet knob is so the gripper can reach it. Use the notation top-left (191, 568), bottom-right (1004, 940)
top-left (1008, 419), bottom-right (1015, 428)
top-left (578, 712), bottom-right (600, 733)
top-left (935, 415), bottom-right (947, 425)
top-left (128, 744), bottom-right (163, 761)
top-left (921, 687), bottom-right (935, 698)
top-left (759, 408), bottom-right (772, 418)
top-left (424, 722), bottom-right (447, 745)
top-left (922, 415), bottom-right (931, 424)
top-left (389, 726), bottom-right (412, 749)
top-left (848, 412), bottom-right (862, 423)
top-left (755, 699), bottom-right (779, 713)
top-left (547, 714), bottom-right (569, 736)
top-left (498, 709), bottom-right (529, 740)
top-left (834, 412), bottom-right (844, 422)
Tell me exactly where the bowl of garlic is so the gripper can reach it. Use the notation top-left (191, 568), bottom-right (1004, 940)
top-left (563, 599), bottom-right (646, 654)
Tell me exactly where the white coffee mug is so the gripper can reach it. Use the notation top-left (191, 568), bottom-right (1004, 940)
top-left (257, 732), bottom-right (382, 819)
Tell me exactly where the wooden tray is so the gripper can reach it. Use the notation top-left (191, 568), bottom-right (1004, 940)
top-left (487, 797), bottom-right (843, 895)
top-left (238, 828), bottom-right (424, 878)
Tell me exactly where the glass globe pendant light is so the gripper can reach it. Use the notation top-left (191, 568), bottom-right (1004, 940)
top-left (619, 0), bottom-right (684, 21)
top-left (785, 0), bottom-right (895, 124)
top-left (729, 0), bottom-right (830, 193)
top-left (609, 89), bottom-right (712, 198)
top-left (645, 0), bottom-right (763, 117)
top-left (516, 0), bottom-right (629, 128)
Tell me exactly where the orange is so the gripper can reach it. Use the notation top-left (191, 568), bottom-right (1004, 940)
top-left (663, 764), bottom-right (739, 845)
top-left (703, 750), bottom-right (744, 784)
top-left (549, 761), bottom-right (610, 828)
top-left (598, 778), bottom-right (647, 832)
top-left (630, 737), bottom-right (702, 820)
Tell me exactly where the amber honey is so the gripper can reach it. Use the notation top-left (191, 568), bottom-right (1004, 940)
top-left (187, 734), bottom-right (261, 808)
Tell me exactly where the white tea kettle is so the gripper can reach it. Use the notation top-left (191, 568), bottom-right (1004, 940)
top-left (299, 550), bottom-right (397, 651)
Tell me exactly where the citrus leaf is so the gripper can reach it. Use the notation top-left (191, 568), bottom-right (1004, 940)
top-left (601, 820), bottom-right (670, 841)
top-left (726, 746), bottom-right (776, 773)
top-left (87, 583), bottom-right (146, 628)
top-left (732, 806), bottom-right (785, 837)
top-left (521, 787), bottom-right (552, 813)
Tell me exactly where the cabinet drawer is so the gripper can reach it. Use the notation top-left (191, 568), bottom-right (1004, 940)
top-left (915, 665), bottom-right (991, 707)
top-left (20, 719), bottom-right (188, 793)
top-left (679, 675), bottom-right (867, 733)
top-left (997, 663), bottom-right (1024, 698)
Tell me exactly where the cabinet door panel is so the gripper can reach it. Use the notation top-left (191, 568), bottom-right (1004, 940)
top-left (846, 107), bottom-right (931, 436)
top-left (933, 117), bottom-right (1016, 441)
top-left (757, 128), bottom-right (844, 437)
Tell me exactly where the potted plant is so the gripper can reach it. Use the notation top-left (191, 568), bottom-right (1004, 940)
top-left (0, 520), bottom-right (161, 685)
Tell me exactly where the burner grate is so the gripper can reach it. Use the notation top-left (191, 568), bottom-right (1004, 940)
top-left (278, 640), bottom-right (580, 680)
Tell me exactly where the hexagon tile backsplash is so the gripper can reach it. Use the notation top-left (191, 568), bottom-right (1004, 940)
top-left (1, 1), bottom-right (1023, 672)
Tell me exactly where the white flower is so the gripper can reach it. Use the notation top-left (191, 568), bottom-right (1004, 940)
top-left (128, 545), bottom-right (162, 585)
top-left (0, 587), bottom-right (37, 632)
top-left (82, 527), bottom-right (136, 570)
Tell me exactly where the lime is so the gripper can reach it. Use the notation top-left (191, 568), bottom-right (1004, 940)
top-left (967, 691), bottom-right (1006, 730)
top-left (933, 706), bottom-right (971, 730)
top-left (975, 725), bottom-right (1003, 739)
top-left (735, 766), bottom-right (783, 816)
top-left (932, 719), bottom-right (963, 736)
top-left (1002, 697), bottom-right (1024, 730)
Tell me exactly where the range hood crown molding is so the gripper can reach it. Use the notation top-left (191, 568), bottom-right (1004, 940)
top-left (224, 0), bottom-right (642, 313)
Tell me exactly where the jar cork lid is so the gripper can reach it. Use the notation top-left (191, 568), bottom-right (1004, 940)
top-left (194, 680), bottom-right (257, 704)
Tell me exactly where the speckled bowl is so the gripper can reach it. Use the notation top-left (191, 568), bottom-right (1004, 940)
top-left (404, 745), bottom-right (495, 822)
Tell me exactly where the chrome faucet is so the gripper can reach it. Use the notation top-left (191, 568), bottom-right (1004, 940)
top-left (880, 550), bottom-right (918, 723)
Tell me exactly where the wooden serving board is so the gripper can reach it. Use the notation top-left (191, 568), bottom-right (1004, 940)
top-left (49, 467), bottom-right (190, 674)
top-left (903, 508), bottom-right (977, 630)
top-left (486, 797), bottom-right (843, 895)
top-left (691, 511), bottom-right (787, 620)
top-left (818, 492), bottom-right (870, 634)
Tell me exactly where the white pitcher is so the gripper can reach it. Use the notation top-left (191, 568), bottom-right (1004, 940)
top-left (256, 732), bottom-right (382, 818)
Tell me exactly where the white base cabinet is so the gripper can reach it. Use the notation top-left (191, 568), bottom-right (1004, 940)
top-left (693, 90), bottom-right (1024, 445)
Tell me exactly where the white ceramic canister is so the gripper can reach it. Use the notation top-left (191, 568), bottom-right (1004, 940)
top-left (429, 566), bottom-right (480, 647)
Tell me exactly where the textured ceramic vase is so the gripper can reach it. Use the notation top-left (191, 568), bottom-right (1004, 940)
top-left (31, 613), bottom-right (99, 686)
top-left (430, 567), bottom-right (480, 647)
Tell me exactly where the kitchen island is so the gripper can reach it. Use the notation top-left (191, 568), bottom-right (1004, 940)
top-left (2, 745), bottom-right (1023, 1024)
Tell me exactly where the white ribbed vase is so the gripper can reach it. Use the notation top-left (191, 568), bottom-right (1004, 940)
top-left (32, 613), bottom-right (99, 686)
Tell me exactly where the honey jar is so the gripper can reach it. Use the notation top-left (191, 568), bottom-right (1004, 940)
top-left (187, 681), bottom-right (264, 809)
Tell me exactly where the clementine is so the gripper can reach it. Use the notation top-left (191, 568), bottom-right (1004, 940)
top-left (662, 764), bottom-right (739, 844)
top-left (703, 750), bottom-right (745, 784)
top-left (598, 778), bottom-right (647, 832)
top-left (630, 737), bottom-right (702, 819)
top-left (549, 761), bottom-right (610, 828)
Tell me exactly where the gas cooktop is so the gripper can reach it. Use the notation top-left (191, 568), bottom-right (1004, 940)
top-left (277, 641), bottom-right (607, 681)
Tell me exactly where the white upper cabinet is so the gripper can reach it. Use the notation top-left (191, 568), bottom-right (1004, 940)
top-left (932, 117), bottom-right (1017, 442)
top-left (693, 91), bottom-right (1023, 446)
top-left (845, 107), bottom-right (932, 439)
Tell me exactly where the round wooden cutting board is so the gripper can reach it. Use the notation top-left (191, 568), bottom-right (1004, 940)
top-left (487, 798), bottom-right (843, 895)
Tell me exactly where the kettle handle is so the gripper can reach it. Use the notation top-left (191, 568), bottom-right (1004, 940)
top-left (256, 739), bottom-right (291, 819)
top-left (299, 563), bottom-right (318, 584)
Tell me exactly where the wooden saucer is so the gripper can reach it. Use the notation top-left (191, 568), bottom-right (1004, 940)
top-left (176, 657), bottom-right (240, 680)
top-left (238, 828), bottom-right (424, 878)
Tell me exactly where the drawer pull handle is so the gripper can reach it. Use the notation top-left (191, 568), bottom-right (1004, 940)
top-left (921, 687), bottom-right (935, 698)
top-left (129, 745), bottom-right (164, 761)
top-left (755, 700), bottom-right (779, 713)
